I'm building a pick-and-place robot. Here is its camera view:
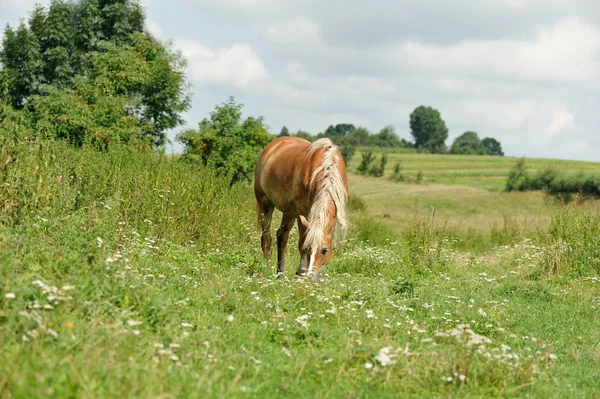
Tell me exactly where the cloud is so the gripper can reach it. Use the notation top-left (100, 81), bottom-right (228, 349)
top-left (175, 40), bottom-right (270, 89)
top-left (545, 109), bottom-right (575, 137)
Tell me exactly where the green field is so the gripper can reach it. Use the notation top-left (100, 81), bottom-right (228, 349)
top-left (2, 144), bottom-right (600, 398)
top-left (347, 151), bottom-right (600, 190)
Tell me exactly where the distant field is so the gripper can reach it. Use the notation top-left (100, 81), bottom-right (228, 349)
top-left (346, 151), bottom-right (600, 190)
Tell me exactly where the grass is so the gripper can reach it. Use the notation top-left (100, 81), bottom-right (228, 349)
top-left (347, 151), bottom-right (600, 190)
top-left (1, 140), bottom-right (600, 398)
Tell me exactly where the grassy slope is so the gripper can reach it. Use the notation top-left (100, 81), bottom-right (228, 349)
top-left (346, 151), bottom-right (600, 190)
top-left (347, 173), bottom-right (600, 237)
top-left (1, 145), bottom-right (600, 398)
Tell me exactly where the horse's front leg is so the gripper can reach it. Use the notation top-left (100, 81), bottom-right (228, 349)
top-left (276, 215), bottom-right (295, 277)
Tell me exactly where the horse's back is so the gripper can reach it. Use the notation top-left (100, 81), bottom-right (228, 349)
top-left (254, 137), bottom-right (311, 212)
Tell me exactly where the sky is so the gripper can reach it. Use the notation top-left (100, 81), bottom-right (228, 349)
top-left (1, 0), bottom-right (599, 160)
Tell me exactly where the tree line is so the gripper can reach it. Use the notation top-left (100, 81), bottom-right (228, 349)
top-left (277, 105), bottom-right (504, 157)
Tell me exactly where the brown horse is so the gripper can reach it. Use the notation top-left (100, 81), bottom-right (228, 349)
top-left (254, 136), bottom-right (348, 281)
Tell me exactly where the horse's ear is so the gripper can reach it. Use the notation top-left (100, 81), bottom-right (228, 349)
top-left (299, 215), bottom-right (310, 229)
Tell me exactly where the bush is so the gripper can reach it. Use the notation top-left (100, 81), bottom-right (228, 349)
top-left (357, 152), bottom-right (375, 174)
top-left (177, 97), bottom-right (273, 186)
top-left (505, 159), bottom-right (600, 199)
top-left (505, 158), bottom-right (528, 192)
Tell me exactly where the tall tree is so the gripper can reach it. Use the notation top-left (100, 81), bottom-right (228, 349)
top-left (481, 137), bottom-right (504, 156)
top-left (409, 106), bottom-right (448, 153)
top-left (0, 0), bottom-right (190, 148)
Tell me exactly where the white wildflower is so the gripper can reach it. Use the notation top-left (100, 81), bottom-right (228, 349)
top-left (295, 315), bottom-right (310, 329)
top-left (4, 293), bottom-right (16, 299)
top-left (375, 347), bottom-right (397, 366)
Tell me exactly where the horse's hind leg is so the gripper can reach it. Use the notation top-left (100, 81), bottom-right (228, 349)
top-left (276, 214), bottom-right (295, 277)
top-left (257, 200), bottom-right (274, 265)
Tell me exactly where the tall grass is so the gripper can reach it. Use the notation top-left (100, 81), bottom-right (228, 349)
top-left (539, 205), bottom-right (600, 277)
top-left (0, 137), bottom-right (254, 249)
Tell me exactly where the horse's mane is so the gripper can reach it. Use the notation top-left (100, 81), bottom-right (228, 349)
top-left (303, 138), bottom-right (348, 251)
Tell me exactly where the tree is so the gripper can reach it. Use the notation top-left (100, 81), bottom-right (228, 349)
top-left (177, 97), bottom-right (274, 185)
top-left (345, 126), bottom-right (370, 146)
top-left (450, 131), bottom-right (484, 155)
top-left (369, 125), bottom-right (402, 148)
top-left (482, 137), bottom-right (504, 156)
top-left (294, 130), bottom-right (314, 142)
top-left (0, 0), bottom-right (191, 148)
top-left (409, 106), bottom-right (448, 153)
top-left (278, 126), bottom-right (290, 137)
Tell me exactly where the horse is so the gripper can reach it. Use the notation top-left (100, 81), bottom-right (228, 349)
top-left (254, 136), bottom-right (348, 281)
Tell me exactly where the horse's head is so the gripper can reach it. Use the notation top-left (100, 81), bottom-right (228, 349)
top-left (299, 214), bottom-right (334, 282)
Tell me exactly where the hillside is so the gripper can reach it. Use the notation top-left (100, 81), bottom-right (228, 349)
top-left (346, 151), bottom-right (600, 190)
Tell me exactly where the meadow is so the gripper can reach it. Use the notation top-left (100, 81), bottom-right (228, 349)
top-left (1, 142), bottom-right (600, 398)
top-left (347, 151), bottom-right (600, 190)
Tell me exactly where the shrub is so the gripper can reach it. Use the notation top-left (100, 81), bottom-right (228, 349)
top-left (357, 152), bottom-right (375, 174)
top-left (505, 158), bottom-right (528, 192)
top-left (177, 97), bottom-right (273, 186)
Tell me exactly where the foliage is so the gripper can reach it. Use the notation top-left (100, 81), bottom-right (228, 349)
top-left (177, 97), bottom-right (274, 186)
top-left (338, 142), bottom-right (356, 164)
top-left (389, 161), bottom-right (404, 182)
top-left (357, 151), bottom-right (375, 174)
top-left (345, 126), bottom-right (370, 146)
top-left (409, 105), bottom-right (449, 153)
top-left (368, 153), bottom-right (388, 177)
top-left (416, 171), bottom-right (424, 184)
top-left (481, 137), bottom-right (504, 156)
top-left (450, 131), bottom-right (485, 155)
top-left (0, 0), bottom-right (191, 148)
top-left (368, 125), bottom-right (405, 148)
top-left (27, 76), bottom-right (150, 150)
top-left (320, 123), bottom-right (355, 140)
top-left (508, 166), bottom-right (600, 199)
top-left (293, 130), bottom-right (315, 142)
top-left (505, 157), bottom-right (528, 192)
top-left (278, 126), bottom-right (290, 137)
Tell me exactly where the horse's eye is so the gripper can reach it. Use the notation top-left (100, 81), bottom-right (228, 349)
top-left (321, 248), bottom-right (328, 255)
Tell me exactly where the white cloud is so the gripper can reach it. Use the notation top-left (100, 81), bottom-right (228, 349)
top-left (545, 109), bottom-right (575, 137)
top-left (383, 18), bottom-right (600, 83)
top-left (176, 40), bottom-right (270, 89)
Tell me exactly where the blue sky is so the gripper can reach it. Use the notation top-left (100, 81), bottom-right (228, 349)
top-left (1, 0), bottom-right (599, 160)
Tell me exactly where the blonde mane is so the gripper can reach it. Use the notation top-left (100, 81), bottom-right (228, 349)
top-left (303, 138), bottom-right (348, 251)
